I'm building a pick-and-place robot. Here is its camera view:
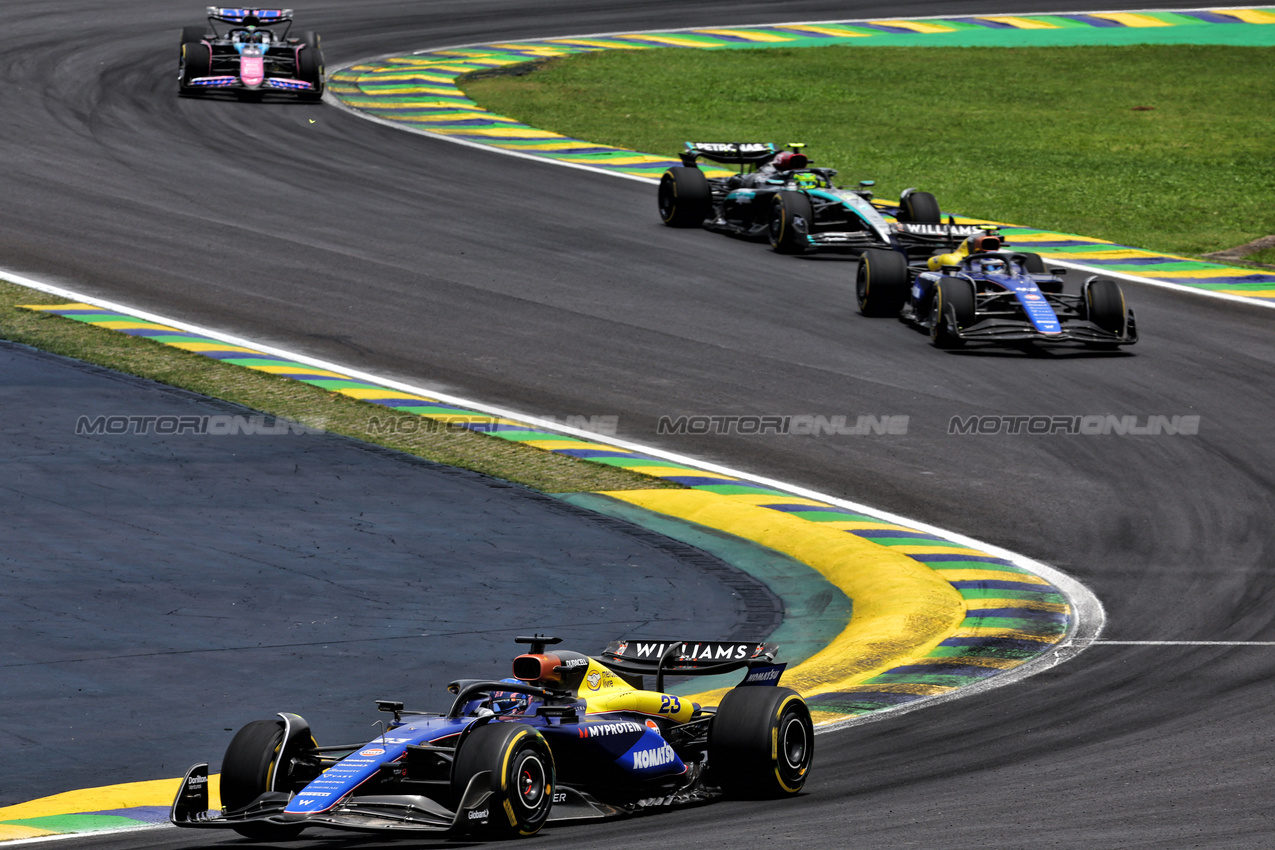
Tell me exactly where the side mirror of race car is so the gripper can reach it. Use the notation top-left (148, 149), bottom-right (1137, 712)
top-left (1050, 268), bottom-right (1068, 276)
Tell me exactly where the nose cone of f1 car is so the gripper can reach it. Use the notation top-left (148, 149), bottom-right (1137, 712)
top-left (240, 52), bottom-right (265, 88)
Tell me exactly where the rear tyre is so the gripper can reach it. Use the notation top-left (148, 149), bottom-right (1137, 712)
top-left (297, 32), bottom-right (325, 101)
top-left (220, 719), bottom-right (305, 840)
top-left (658, 167), bottom-right (712, 227)
top-left (769, 191), bottom-right (814, 254)
top-left (452, 723), bottom-right (555, 839)
top-left (178, 42), bottom-right (211, 95)
top-left (1019, 252), bottom-right (1046, 274)
top-left (931, 277), bottom-right (975, 349)
top-left (709, 687), bottom-right (813, 798)
top-left (856, 248), bottom-right (909, 317)
top-left (898, 190), bottom-right (940, 224)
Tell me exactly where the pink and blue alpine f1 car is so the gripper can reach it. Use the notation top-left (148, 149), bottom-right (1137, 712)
top-left (178, 8), bottom-right (324, 100)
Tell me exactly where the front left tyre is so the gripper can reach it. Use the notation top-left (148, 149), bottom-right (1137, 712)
top-left (220, 719), bottom-right (306, 840)
top-left (658, 167), bottom-right (712, 227)
top-left (708, 686), bottom-right (814, 798)
top-left (452, 723), bottom-right (555, 839)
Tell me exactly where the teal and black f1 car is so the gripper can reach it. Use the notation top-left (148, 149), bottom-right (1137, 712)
top-left (171, 635), bottom-right (813, 840)
top-left (657, 142), bottom-right (986, 257)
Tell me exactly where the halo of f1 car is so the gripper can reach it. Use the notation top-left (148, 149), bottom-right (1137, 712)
top-left (658, 142), bottom-right (987, 256)
top-left (171, 635), bottom-right (814, 840)
top-left (178, 8), bottom-right (324, 100)
top-left (857, 229), bottom-right (1137, 349)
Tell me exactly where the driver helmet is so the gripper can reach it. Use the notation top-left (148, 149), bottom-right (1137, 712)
top-left (982, 258), bottom-right (1007, 275)
top-left (486, 678), bottom-right (535, 715)
top-left (772, 151), bottom-right (808, 171)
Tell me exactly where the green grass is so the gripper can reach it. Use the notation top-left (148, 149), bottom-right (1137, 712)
top-left (1246, 247), bottom-right (1275, 266)
top-left (0, 280), bottom-right (674, 494)
top-left (463, 44), bottom-right (1275, 257)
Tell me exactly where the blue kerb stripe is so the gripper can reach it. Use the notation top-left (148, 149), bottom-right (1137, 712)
top-left (950, 579), bottom-right (1059, 593)
top-left (910, 554), bottom-right (1018, 565)
top-left (964, 607), bottom-right (1070, 622)
top-left (885, 663), bottom-right (1003, 678)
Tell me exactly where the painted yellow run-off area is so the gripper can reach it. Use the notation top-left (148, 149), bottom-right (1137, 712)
top-left (606, 489), bottom-right (967, 720)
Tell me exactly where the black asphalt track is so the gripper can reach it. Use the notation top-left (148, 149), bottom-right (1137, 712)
top-left (2, 1), bottom-right (1273, 847)
top-left (0, 341), bottom-right (776, 803)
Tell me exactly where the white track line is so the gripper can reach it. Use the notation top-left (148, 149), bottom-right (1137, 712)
top-left (0, 825), bottom-right (167, 846)
top-left (1092, 640), bottom-right (1275, 646)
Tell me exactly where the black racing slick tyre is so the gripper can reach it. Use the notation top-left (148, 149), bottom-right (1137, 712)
top-left (452, 723), bottom-right (555, 839)
top-left (297, 32), bottom-right (325, 100)
top-left (658, 167), bottom-right (712, 227)
top-left (897, 190), bottom-right (941, 224)
top-left (1084, 277), bottom-right (1129, 337)
top-left (856, 248), bottom-right (909, 317)
top-left (178, 41), bottom-right (211, 95)
top-left (1019, 252), bottom-right (1047, 274)
top-left (931, 277), bottom-right (975, 349)
top-left (220, 719), bottom-right (305, 840)
top-left (709, 687), bottom-right (813, 798)
top-left (180, 25), bottom-right (207, 46)
top-left (769, 191), bottom-right (814, 254)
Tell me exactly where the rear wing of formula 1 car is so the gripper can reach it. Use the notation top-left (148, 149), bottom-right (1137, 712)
top-left (599, 639), bottom-right (781, 691)
top-left (678, 142), bottom-right (778, 167)
top-left (206, 7), bottom-right (294, 25)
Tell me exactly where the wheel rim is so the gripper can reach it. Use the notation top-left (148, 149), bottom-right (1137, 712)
top-left (779, 716), bottom-right (808, 771)
top-left (514, 753), bottom-right (546, 811)
top-left (658, 178), bottom-right (675, 221)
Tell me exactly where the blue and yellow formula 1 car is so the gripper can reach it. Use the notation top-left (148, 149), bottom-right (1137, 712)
top-left (171, 635), bottom-right (813, 840)
top-left (657, 142), bottom-right (987, 256)
top-left (856, 230), bottom-right (1138, 349)
top-left (178, 8), bottom-right (324, 100)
